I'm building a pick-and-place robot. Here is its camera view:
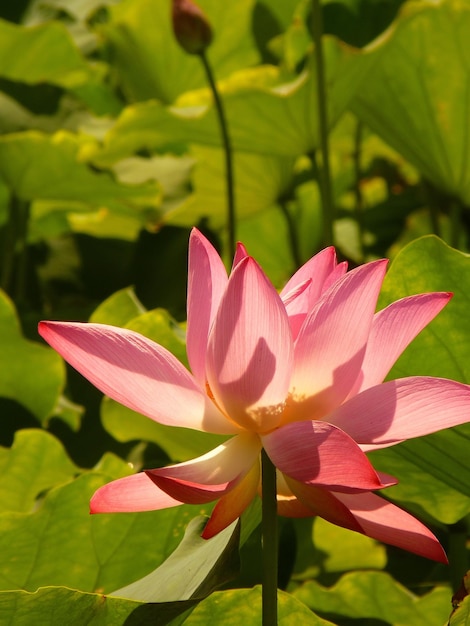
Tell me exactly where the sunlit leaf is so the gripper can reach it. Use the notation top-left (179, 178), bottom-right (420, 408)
top-left (182, 586), bottom-right (335, 625)
top-left (371, 236), bottom-right (470, 523)
top-left (0, 290), bottom-right (64, 423)
top-left (0, 456), bottom-right (213, 594)
top-left (0, 429), bottom-right (77, 514)
top-left (293, 570), bottom-right (451, 626)
top-left (0, 131), bottom-right (163, 240)
top-left (164, 145), bottom-right (295, 228)
top-left (0, 18), bottom-right (95, 89)
top-left (112, 517), bottom-right (239, 602)
top-left (237, 205), bottom-right (296, 288)
top-left (0, 587), bottom-right (159, 626)
top-left (112, 155), bottom-right (194, 215)
top-left (89, 287), bottom-right (146, 326)
top-left (351, 0), bottom-right (470, 203)
top-left (0, 131), bottom-right (160, 213)
top-left (0, 18), bottom-right (119, 115)
top-left (293, 517), bottom-right (387, 580)
top-left (268, 0), bottom-right (312, 71)
top-left (0, 580), bottom-right (333, 626)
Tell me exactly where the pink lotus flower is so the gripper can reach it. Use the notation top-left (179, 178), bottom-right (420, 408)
top-left (39, 229), bottom-right (470, 563)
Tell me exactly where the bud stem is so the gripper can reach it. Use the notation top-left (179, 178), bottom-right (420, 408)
top-left (199, 51), bottom-right (236, 261)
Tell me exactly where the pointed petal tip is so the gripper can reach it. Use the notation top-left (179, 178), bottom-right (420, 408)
top-left (233, 242), bottom-right (249, 268)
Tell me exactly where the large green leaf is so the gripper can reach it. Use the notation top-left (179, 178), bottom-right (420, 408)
top-left (0, 18), bottom-right (96, 89)
top-left (237, 205), bottom-right (296, 288)
top-left (0, 18), bottom-right (119, 115)
top-left (370, 236), bottom-right (470, 523)
top-left (378, 236), bottom-right (470, 382)
top-left (101, 0), bottom-right (258, 104)
top-left (0, 584), bottom-right (334, 626)
top-left (293, 517), bottom-right (386, 581)
top-left (93, 40), bottom-right (378, 164)
top-left (112, 155), bottom-right (194, 216)
top-left (111, 517), bottom-right (239, 602)
top-left (182, 586), bottom-right (335, 625)
top-left (0, 587), bottom-right (162, 626)
top-left (0, 290), bottom-right (64, 423)
top-left (0, 429), bottom-right (77, 514)
top-left (165, 145), bottom-right (296, 228)
top-left (292, 570), bottom-right (451, 626)
top-left (89, 287), bottom-right (146, 327)
top-left (0, 131), bottom-right (163, 240)
top-left (351, 0), bottom-right (470, 203)
top-left (0, 455), bottom-right (212, 594)
top-left (0, 131), bottom-right (160, 212)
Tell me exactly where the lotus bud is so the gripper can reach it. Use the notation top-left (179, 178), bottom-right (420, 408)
top-left (172, 0), bottom-right (213, 55)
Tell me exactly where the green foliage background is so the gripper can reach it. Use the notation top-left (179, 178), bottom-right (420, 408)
top-left (1, 0), bottom-right (470, 623)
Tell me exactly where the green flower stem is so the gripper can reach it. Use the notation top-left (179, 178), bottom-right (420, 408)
top-left (279, 200), bottom-right (302, 269)
top-left (261, 449), bottom-right (278, 625)
top-left (353, 119), bottom-right (365, 263)
top-left (311, 0), bottom-right (335, 247)
top-left (199, 51), bottom-right (236, 260)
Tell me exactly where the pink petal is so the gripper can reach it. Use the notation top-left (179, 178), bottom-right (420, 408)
top-left (148, 434), bottom-right (261, 483)
top-left (276, 471), bottom-right (322, 518)
top-left (280, 246), bottom-right (338, 305)
top-left (327, 376), bottom-right (470, 450)
top-left (233, 242), bottom-right (248, 268)
top-left (350, 293), bottom-right (451, 395)
top-left (281, 278), bottom-right (312, 308)
top-left (262, 421), bottom-right (391, 492)
top-left (38, 321), bottom-right (237, 434)
top-left (282, 279), bottom-right (313, 341)
top-left (146, 434), bottom-right (261, 505)
top-left (322, 261), bottom-right (348, 292)
top-left (280, 247), bottom-right (338, 340)
top-left (202, 461), bottom-right (260, 538)
top-left (186, 228), bottom-right (228, 387)
top-left (145, 475), bottom-right (235, 504)
top-left (90, 473), bottom-right (182, 513)
top-left (334, 492), bottom-right (447, 563)
top-left (285, 260), bottom-right (388, 422)
top-left (206, 257), bottom-right (294, 433)
top-left (283, 477), bottom-right (363, 532)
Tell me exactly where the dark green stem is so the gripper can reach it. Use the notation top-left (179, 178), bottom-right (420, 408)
top-left (261, 449), bottom-right (278, 625)
top-left (353, 119), bottom-right (365, 263)
top-left (199, 51), bottom-right (236, 260)
top-left (279, 200), bottom-right (302, 268)
top-left (311, 0), bottom-right (334, 246)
